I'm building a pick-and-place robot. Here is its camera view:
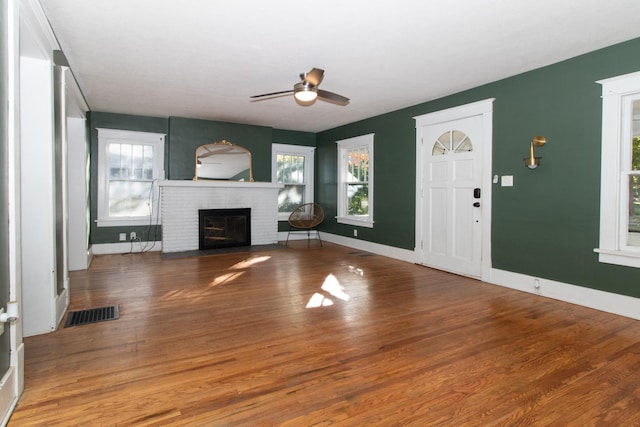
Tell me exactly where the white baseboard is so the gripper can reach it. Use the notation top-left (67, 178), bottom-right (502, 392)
top-left (0, 366), bottom-right (18, 427)
top-left (488, 268), bottom-right (640, 321)
top-left (55, 287), bottom-right (69, 328)
top-left (91, 241), bottom-right (162, 255)
top-left (279, 231), bottom-right (415, 264)
top-left (15, 342), bottom-right (24, 398)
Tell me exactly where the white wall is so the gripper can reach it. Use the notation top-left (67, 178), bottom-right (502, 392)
top-left (19, 55), bottom-right (57, 336)
top-left (66, 106), bottom-right (89, 270)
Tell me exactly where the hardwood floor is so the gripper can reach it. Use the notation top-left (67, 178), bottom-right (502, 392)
top-left (9, 242), bottom-right (640, 426)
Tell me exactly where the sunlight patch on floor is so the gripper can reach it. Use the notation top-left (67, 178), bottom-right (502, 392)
top-left (160, 256), bottom-right (269, 301)
top-left (347, 265), bottom-right (364, 276)
top-left (321, 274), bottom-right (350, 301)
top-left (230, 255), bottom-right (271, 270)
top-left (306, 293), bottom-right (334, 308)
top-left (209, 271), bottom-right (245, 287)
top-left (306, 273), bottom-right (351, 309)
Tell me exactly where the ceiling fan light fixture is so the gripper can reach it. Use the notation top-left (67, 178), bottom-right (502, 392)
top-left (294, 82), bottom-right (318, 102)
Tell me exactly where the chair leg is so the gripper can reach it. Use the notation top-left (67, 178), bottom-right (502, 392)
top-left (317, 230), bottom-right (323, 247)
top-left (286, 225), bottom-right (292, 246)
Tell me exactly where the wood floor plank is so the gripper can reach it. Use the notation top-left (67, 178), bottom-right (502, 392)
top-left (9, 242), bottom-right (640, 426)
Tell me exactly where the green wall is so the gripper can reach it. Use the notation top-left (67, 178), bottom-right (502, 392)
top-left (168, 117), bottom-right (273, 181)
top-left (316, 114), bottom-right (416, 248)
top-left (272, 128), bottom-right (316, 147)
top-left (88, 112), bottom-right (314, 244)
top-left (316, 37), bottom-right (640, 298)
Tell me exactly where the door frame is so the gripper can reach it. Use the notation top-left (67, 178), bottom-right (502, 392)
top-left (414, 98), bottom-right (495, 280)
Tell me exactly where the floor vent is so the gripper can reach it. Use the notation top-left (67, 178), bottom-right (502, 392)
top-left (64, 305), bottom-right (119, 327)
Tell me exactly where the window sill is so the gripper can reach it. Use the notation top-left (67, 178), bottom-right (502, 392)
top-left (336, 216), bottom-right (374, 228)
top-left (97, 217), bottom-right (159, 228)
top-left (594, 248), bottom-right (640, 268)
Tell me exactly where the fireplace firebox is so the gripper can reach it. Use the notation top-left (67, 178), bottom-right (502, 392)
top-left (198, 208), bottom-right (251, 250)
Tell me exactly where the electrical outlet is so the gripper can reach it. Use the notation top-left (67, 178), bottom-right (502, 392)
top-left (353, 229), bottom-right (358, 237)
top-left (130, 231), bottom-right (137, 240)
top-left (119, 233), bottom-right (126, 241)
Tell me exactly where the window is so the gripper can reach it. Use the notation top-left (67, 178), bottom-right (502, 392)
top-left (595, 71), bottom-right (640, 268)
top-left (336, 133), bottom-right (374, 227)
top-left (272, 144), bottom-right (315, 220)
top-left (97, 128), bottom-right (165, 226)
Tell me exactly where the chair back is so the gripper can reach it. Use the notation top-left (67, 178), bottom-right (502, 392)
top-left (288, 203), bottom-right (324, 229)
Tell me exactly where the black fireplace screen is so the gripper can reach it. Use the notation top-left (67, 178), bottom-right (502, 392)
top-left (199, 208), bottom-right (251, 250)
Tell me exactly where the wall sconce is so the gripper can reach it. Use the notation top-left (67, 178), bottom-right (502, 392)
top-left (524, 135), bottom-right (547, 169)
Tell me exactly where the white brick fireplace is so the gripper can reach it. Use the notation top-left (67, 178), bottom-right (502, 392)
top-left (159, 180), bottom-right (283, 253)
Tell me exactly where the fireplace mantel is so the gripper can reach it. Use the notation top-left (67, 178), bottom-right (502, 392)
top-left (158, 180), bottom-right (283, 253)
top-left (158, 180), bottom-right (283, 190)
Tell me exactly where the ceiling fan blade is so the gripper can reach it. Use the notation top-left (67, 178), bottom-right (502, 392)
top-left (317, 89), bottom-right (349, 105)
top-left (250, 89), bottom-right (293, 99)
top-left (304, 68), bottom-right (324, 86)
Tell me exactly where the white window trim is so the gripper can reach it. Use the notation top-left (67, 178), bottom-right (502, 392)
top-left (336, 133), bottom-right (374, 228)
top-left (595, 71), bottom-right (640, 268)
top-left (271, 144), bottom-right (315, 220)
top-left (97, 128), bottom-right (166, 227)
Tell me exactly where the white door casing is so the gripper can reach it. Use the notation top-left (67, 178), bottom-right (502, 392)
top-left (0, 0), bottom-right (24, 423)
top-left (414, 99), bottom-right (494, 280)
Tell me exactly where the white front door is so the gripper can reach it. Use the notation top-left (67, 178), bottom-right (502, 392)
top-left (416, 105), bottom-right (490, 278)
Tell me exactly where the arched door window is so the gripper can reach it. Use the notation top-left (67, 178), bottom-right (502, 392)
top-left (432, 130), bottom-right (473, 156)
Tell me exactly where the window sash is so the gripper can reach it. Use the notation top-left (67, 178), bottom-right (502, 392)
top-left (276, 154), bottom-right (306, 185)
top-left (105, 142), bottom-right (157, 219)
top-left (108, 143), bottom-right (154, 180)
top-left (346, 183), bottom-right (369, 216)
top-left (108, 179), bottom-right (153, 218)
top-left (278, 184), bottom-right (306, 213)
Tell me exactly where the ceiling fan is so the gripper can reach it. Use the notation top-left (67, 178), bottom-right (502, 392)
top-left (250, 68), bottom-right (349, 105)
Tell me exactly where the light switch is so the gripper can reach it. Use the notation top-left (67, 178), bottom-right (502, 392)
top-left (501, 175), bottom-right (514, 187)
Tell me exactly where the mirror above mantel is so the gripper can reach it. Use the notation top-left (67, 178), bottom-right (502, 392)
top-left (194, 140), bottom-right (254, 181)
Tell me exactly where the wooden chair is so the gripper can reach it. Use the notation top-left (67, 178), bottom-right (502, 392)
top-left (286, 203), bottom-right (324, 247)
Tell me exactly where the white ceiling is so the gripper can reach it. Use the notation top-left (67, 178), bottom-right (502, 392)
top-left (40, 0), bottom-right (640, 133)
